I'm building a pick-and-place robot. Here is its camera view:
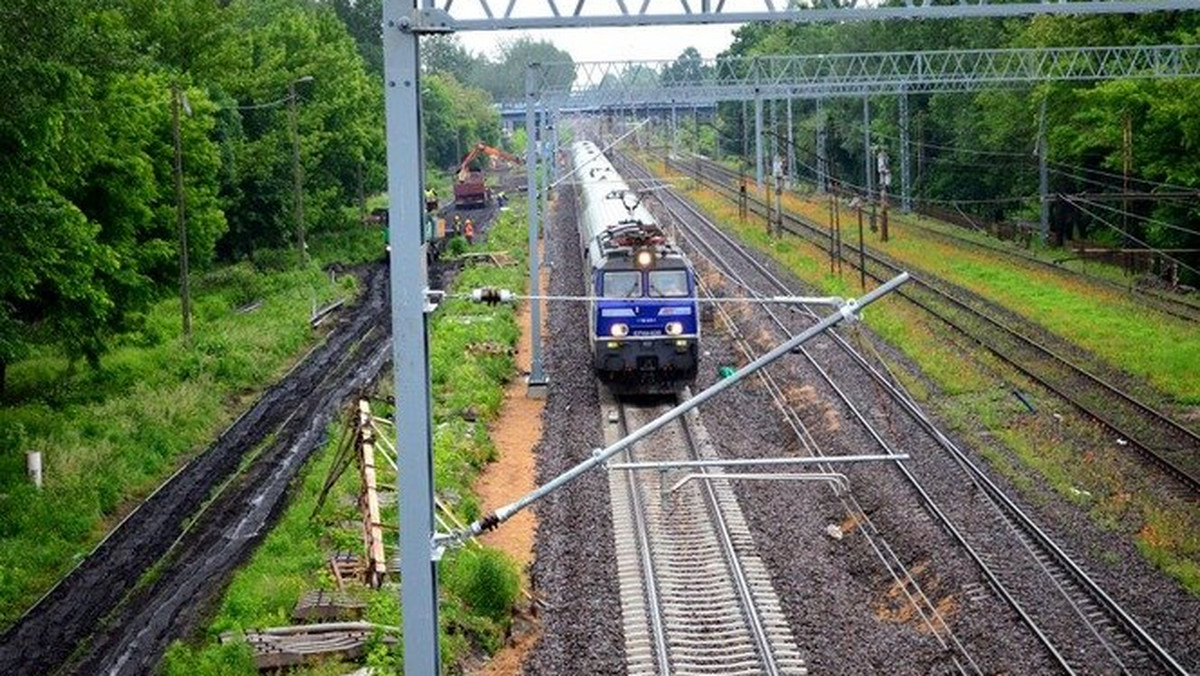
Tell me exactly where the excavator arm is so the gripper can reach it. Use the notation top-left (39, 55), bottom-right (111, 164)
top-left (456, 142), bottom-right (522, 181)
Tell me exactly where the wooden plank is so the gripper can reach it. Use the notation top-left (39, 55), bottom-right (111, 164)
top-left (358, 400), bottom-right (387, 588)
top-left (292, 589), bottom-right (367, 622)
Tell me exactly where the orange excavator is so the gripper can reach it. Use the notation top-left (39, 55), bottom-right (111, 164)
top-left (454, 142), bottom-right (522, 209)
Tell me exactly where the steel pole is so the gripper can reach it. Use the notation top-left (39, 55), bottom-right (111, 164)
top-left (786, 97), bottom-right (795, 189)
top-left (816, 98), bottom-right (827, 194)
top-left (899, 90), bottom-right (911, 213)
top-left (670, 104), bottom-right (678, 156)
top-left (769, 97), bottom-right (777, 179)
top-left (539, 104), bottom-right (550, 251)
top-left (383, 2), bottom-right (439, 673)
top-left (454, 273), bottom-right (911, 542)
top-left (288, 81), bottom-right (307, 262)
top-left (755, 93), bottom-right (764, 190)
top-left (171, 82), bottom-right (192, 340)
top-left (1039, 98), bottom-right (1049, 244)
top-left (863, 96), bottom-right (873, 200)
top-left (527, 66), bottom-right (547, 388)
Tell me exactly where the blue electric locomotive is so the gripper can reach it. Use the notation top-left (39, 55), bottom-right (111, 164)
top-left (570, 141), bottom-right (700, 394)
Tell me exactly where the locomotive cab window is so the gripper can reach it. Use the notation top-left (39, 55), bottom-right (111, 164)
top-left (648, 270), bottom-right (689, 297)
top-left (603, 271), bottom-right (643, 298)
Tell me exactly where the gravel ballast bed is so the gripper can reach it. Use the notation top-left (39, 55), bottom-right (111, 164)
top-left (525, 190), bottom-right (626, 675)
top-left (525, 149), bottom-right (1197, 674)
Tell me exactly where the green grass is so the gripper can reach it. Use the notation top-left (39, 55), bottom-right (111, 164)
top-left (649, 159), bottom-right (1200, 596)
top-left (772, 189), bottom-right (1200, 405)
top-left (162, 200), bottom-right (531, 674)
top-left (0, 231), bottom-right (383, 629)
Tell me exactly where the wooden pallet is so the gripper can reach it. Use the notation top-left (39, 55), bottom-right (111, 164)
top-left (328, 551), bottom-right (363, 590)
top-left (292, 590), bottom-right (367, 622)
top-left (221, 625), bottom-right (395, 670)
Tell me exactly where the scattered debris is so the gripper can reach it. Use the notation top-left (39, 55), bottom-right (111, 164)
top-left (460, 251), bottom-right (516, 266)
top-left (292, 590), bottom-right (367, 623)
top-left (825, 524), bottom-right (844, 541)
top-left (311, 299), bottom-right (346, 327)
top-left (221, 623), bottom-right (398, 670)
top-left (468, 341), bottom-right (515, 357)
top-left (328, 552), bottom-right (363, 591)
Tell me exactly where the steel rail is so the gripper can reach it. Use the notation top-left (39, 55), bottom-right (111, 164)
top-left (679, 154), bottom-right (1200, 494)
top-left (615, 400), bottom-right (789, 676)
top-left (675, 409), bottom-right (781, 676)
top-left (638, 153), bottom-right (1190, 675)
top-left (691, 273), bottom-right (981, 676)
top-left (858, 200), bottom-right (1200, 324)
top-left (618, 156), bottom-right (1040, 674)
top-left (618, 403), bottom-right (673, 676)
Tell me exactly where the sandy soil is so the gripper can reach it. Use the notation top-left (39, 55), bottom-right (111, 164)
top-left (470, 243), bottom-right (549, 676)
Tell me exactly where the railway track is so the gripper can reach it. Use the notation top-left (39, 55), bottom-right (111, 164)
top-left (894, 215), bottom-right (1200, 324)
top-left (604, 393), bottom-right (807, 676)
top-left (0, 266), bottom-right (392, 676)
top-left (669, 154), bottom-right (1200, 494)
top-left (616, 152), bottom-right (1191, 675)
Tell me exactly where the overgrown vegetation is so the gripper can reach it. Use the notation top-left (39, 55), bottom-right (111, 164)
top-left (163, 203), bottom-right (531, 673)
top-left (0, 0), bottom-right (545, 393)
top-left (0, 229), bottom-right (382, 629)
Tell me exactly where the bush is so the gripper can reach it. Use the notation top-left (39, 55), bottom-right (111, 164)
top-left (441, 547), bottom-right (520, 623)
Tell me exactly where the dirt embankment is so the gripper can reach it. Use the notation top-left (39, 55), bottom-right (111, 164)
top-left (0, 264), bottom-right (392, 676)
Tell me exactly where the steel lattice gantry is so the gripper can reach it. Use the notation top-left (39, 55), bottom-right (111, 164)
top-left (383, 2), bottom-right (1200, 674)
top-left (416, 0), bottom-right (1198, 29)
top-left (527, 45), bottom-right (1200, 107)
top-left (516, 44), bottom-right (1200, 221)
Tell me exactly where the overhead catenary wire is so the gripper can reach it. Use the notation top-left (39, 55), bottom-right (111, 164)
top-left (1068, 195), bottom-right (1200, 239)
top-left (1060, 194), bottom-right (1200, 276)
top-left (461, 290), bottom-right (847, 306)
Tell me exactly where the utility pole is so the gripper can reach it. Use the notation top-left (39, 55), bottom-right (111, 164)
top-left (1038, 98), bottom-right (1049, 245)
top-left (786, 97), bottom-right (795, 189)
top-left (878, 146), bottom-right (891, 243)
top-left (382, 3), bottom-right (439, 671)
top-left (857, 200), bottom-right (866, 290)
top-left (773, 155), bottom-right (783, 237)
top-left (816, 99), bottom-right (827, 194)
top-left (754, 93), bottom-right (764, 190)
top-left (1123, 111), bottom-right (1132, 242)
top-left (288, 77), bottom-right (313, 263)
top-left (172, 82), bottom-right (192, 340)
top-left (899, 90), bottom-right (911, 213)
top-left (863, 97), bottom-right (874, 201)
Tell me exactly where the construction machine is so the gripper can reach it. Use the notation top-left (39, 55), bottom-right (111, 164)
top-left (453, 142), bottom-right (522, 209)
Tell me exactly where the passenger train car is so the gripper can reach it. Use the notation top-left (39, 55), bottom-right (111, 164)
top-left (570, 141), bottom-right (699, 394)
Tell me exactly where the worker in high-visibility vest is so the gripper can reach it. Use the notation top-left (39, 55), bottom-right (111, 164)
top-left (464, 219), bottom-right (475, 245)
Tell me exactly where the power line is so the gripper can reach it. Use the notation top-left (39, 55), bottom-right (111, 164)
top-left (1060, 194), bottom-right (1200, 277)
top-left (1050, 159), bottom-right (1198, 194)
top-left (1069, 195), bottom-right (1200, 239)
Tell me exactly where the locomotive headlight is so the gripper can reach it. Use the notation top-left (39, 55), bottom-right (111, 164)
top-left (634, 249), bottom-right (655, 269)
top-left (610, 322), bottom-right (629, 337)
top-left (664, 321), bottom-right (684, 336)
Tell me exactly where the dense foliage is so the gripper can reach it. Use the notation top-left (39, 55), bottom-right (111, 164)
top-left (0, 0), bottom-right (514, 393)
top-left (710, 14), bottom-right (1200, 276)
